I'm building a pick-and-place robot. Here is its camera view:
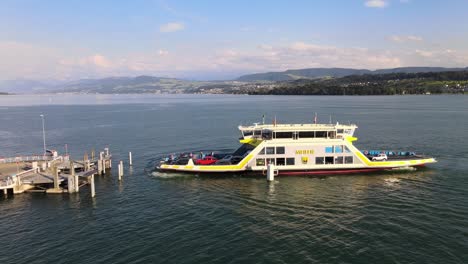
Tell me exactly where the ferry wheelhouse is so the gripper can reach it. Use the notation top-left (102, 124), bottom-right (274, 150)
top-left (158, 122), bottom-right (436, 175)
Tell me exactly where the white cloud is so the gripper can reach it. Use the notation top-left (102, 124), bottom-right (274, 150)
top-left (90, 54), bottom-right (112, 68)
top-left (389, 35), bottom-right (424, 43)
top-left (1, 40), bottom-right (468, 81)
top-left (365, 0), bottom-right (388, 8)
top-left (158, 49), bottom-right (169, 56)
top-left (415, 49), bottom-right (433, 57)
top-left (159, 22), bottom-right (185, 33)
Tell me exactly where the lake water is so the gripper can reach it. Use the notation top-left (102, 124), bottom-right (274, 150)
top-left (0, 94), bottom-right (467, 264)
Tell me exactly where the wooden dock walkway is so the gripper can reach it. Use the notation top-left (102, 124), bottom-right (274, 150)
top-left (0, 148), bottom-right (112, 197)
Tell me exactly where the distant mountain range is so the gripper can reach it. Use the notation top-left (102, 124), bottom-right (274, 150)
top-left (235, 67), bottom-right (468, 82)
top-left (0, 79), bottom-right (64, 94)
top-left (1, 66), bottom-right (468, 94)
top-left (56, 76), bottom-right (213, 94)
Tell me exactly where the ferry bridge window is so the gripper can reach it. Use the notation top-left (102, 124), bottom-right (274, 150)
top-left (315, 131), bottom-right (327, 138)
top-left (266, 147), bottom-right (275, 155)
top-left (253, 130), bottom-right (262, 136)
top-left (315, 157), bottom-right (325, 164)
top-left (256, 159), bottom-right (265, 166)
top-left (334, 146), bottom-right (343, 153)
top-left (337, 129), bottom-right (344, 134)
top-left (325, 156), bottom-right (334, 164)
top-left (275, 132), bottom-right (293, 139)
top-left (266, 158), bottom-right (275, 165)
top-left (344, 146), bottom-right (351, 153)
top-left (262, 131), bottom-right (272, 139)
top-left (286, 158), bottom-right (295, 165)
top-left (298, 131), bottom-right (315, 138)
top-left (276, 158), bottom-right (285, 166)
top-left (335, 156), bottom-right (344, 164)
top-left (243, 131), bottom-right (253, 137)
top-left (328, 131), bottom-right (336, 138)
top-left (325, 146), bottom-right (334, 153)
top-left (345, 156), bottom-right (354, 164)
top-left (259, 148), bottom-right (265, 155)
top-left (276, 146), bottom-right (285, 154)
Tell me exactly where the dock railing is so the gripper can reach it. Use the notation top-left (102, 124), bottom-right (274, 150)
top-left (0, 155), bottom-right (54, 164)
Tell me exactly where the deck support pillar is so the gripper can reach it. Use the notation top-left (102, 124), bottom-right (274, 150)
top-left (53, 166), bottom-right (59, 190)
top-left (68, 161), bottom-right (76, 193)
top-left (267, 164), bottom-right (275, 182)
top-left (90, 174), bottom-right (95, 197)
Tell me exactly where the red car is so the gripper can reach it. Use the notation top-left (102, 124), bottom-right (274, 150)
top-left (195, 156), bottom-right (218, 165)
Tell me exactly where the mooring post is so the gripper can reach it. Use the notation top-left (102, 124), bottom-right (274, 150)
top-left (68, 160), bottom-right (75, 193)
top-left (129, 152), bottom-right (133, 166)
top-left (267, 164), bottom-right (275, 182)
top-left (97, 158), bottom-right (103, 175)
top-left (99, 151), bottom-right (105, 174)
top-left (90, 174), bottom-right (95, 197)
top-left (74, 162), bottom-right (79, 193)
top-left (117, 163), bottom-right (121, 181)
top-left (118, 160), bottom-right (124, 181)
top-left (53, 165), bottom-right (60, 189)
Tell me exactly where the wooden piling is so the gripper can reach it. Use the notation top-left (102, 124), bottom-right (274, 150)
top-left (129, 152), bottom-right (133, 166)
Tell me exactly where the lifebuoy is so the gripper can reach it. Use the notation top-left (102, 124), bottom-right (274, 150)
top-left (364, 151), bottom-right (369, 155)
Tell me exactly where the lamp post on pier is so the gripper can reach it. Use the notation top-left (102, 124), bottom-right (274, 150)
top-left (40, 114), bottom-right (47, 156)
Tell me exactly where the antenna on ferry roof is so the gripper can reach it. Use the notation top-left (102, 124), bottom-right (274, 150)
top-left (314, 112), bottom-right (317, 124)
top-left (329, 115), bottom-right (332, 124)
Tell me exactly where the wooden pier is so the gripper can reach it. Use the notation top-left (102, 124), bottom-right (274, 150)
top-left (0, 148), bottom-right (112, 197)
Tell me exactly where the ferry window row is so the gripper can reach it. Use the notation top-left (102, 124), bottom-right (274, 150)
top-left (325, 145), bottom-right (351, 153)
top-left (256, 156), bottom-right (353, 166)
top-left (256, 157), bottom-right (295, 166)
top-left (259, 146), bottom-right (285, 155)
top-left (262, 131), bottom-right (337, 139)
top-left (316, 156), bottom-right (353, 164)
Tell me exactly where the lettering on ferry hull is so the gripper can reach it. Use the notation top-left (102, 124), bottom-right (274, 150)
top-left (296, 150), bottom-right (314, 155)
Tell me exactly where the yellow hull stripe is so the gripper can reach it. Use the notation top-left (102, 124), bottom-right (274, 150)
top-left (354, 148), bottom-right (436, 167)
top-left (161, 154), bottom-right (254, 171)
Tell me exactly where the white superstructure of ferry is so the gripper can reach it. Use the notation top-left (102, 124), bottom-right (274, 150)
top-left (158, 122), bottom-right (436, 175)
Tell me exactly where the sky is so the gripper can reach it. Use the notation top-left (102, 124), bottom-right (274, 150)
top-left (1, 0), bottom-right (468, 80)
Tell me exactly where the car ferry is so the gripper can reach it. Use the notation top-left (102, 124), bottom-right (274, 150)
top-left (157, 122), bottom-right (436, 175)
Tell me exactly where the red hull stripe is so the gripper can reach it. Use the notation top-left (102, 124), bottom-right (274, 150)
top-left (158, 167), bottom-right (391, 175)
top-left (278, 168), bottom-right (386, 176)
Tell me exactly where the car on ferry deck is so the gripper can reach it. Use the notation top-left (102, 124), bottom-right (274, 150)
top-left (195, 156), bottom-right (218, 165)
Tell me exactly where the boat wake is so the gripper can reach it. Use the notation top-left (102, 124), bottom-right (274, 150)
top-left (384, 178), bottom-right (400, 184)
top-left (150, 170), bottom-right (194, 179)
